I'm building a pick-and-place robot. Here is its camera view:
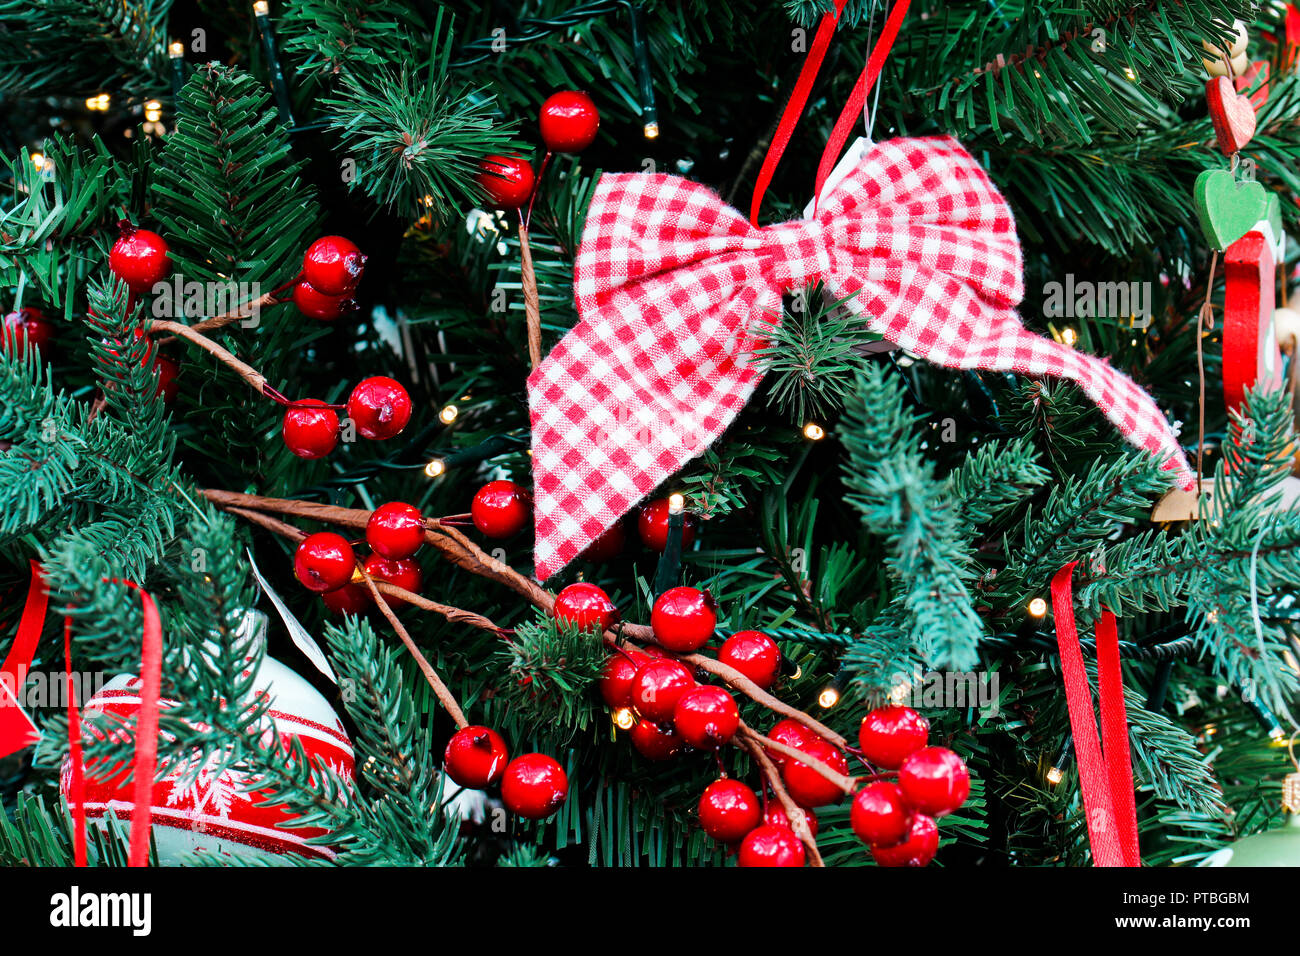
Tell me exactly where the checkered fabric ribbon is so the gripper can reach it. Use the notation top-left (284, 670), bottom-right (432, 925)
top-left (527, 135), bottom-right (1194, 580)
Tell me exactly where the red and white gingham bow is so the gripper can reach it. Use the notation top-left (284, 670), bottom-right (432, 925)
top-left (527, 135), bottom-right (1193, 580)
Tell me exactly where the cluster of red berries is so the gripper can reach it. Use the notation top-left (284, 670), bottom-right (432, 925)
top-left (292, 236), bottom-right (366, 321)
top-left (282, 376), bottom-right (412, 459)
top-left (476, 91), bottom-right (601, 210)
top-left (297, 501), bottom-right (427, 613)
top-left (443, 726), bottom-right (568, 820)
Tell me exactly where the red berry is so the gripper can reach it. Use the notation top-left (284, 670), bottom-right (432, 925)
top-left (764, 803), bottom-right (819, 837)
top-left (152, 353), bottom-right (180, 405)
top-left (858, 705), bottom-right (930, 770)
top-left (294, 532), bottom-right (355, 593)
top-left (638, 498), bottom-right (697, 552)
top-left (444, 726), bottom-right (509, 790)
top-left (322, 582), bottom-right (371, 615)
top-left (366, 502), bottom-right (425, 559)
top-left (539, 91), bottom-right (600, 153)
top-left (347, 376), bottom-right (412, 440)
top-left (1, 307), bottom-right (54, 358)
top-left (293, 280), bottom-right (357, 321)
top-left (302, 236), bottom-right (365, 295)
top-left (738, 825), bottom-right (805, 867)
top-left (765, 719), bottom-right (820, 768)
top-left (477, 155), bottom-right (535, 209)
top-left (599, 652), bottom-right (644, 709)
top-left (851, 781), bottom-right (911, 847)
top-left (650, 586), bottom-right (716, 652)
top-left (698, 778), bottom-right (761, 843)
top-left (282, 400), bottom-right (339, 459)
top-left (718, 630), bottom-right (780, 689)
top-left (672, 686), bottom-right (739, 749)
top-left (781, 738), bottom-right (849, 808)
top-left (871, 813), bottom-right (939, 867)
top-left (471, 480), bottom-right (531, 538)
top-left (580, 521), bottom-right (625, 563)
top-left (362, 554), bottom-right (422, 603)
top-left (109, 221), bottom-right (170, 293)
top-left (628, 719), bottom-right (684, 760)
top-left (898, 747), bottom-right (970, 817)
top-left (553, 582), bottom-right (618, 634)
top-left (501, 753), bottom-right (568, 819)
top-left (629, 658), bottom-right (694, 723)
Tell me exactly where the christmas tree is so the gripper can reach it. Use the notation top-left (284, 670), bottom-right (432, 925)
top-left (2, 0), bottom-right (1299, 870)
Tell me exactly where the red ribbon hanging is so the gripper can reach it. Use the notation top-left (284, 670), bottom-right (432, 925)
top-left (1050, 563), bottom-right (1141, 867)
top-left (749, 0), bottom-right (913, 225)
top-left (0, 561), bottom-right (47, 759)
top-left (0, 562), bottom-right (162, 866)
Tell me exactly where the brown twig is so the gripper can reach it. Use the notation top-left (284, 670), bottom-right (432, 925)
top-left (738, 724), bottom-right (825, 867)
top-left (517, 223), bottom-right (544, 371)
top-left (359, 570), bottom-right (468, 729)
top-left (147, 318), bottom-right (270, 396)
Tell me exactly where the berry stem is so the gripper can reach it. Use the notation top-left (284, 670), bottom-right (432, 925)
top-left (737, 725), bottom-right (825, 867)
top-left (741, 724), bottom-right (858, 794)
top-left (517, 219), bottom-right (544, 371)
top-left (147, 318), bottom-right (272, 398)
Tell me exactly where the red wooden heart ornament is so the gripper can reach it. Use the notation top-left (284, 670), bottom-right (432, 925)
top-left (1206, 75), bottom-right (1257, 156)
top-left (1223, 230), bottom-right (1282, 415)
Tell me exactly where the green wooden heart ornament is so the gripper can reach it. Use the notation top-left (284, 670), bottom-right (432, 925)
top-left (1193, 169), bottom-right (1270, 251)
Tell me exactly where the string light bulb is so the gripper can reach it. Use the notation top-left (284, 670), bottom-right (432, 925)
top-left (803, 422), bottom-right (825, 441)
top-left (169, 40), bottom-right (184, 58)
top-left (423, 458), bottom-right (446, 478)
top-left (612, 707), bottom-right (635, 730)
top-left (85, 93), bottom-right (110, 111)
top-left (1028, 597), bottom-right (1048, 618)
top-left (644, 122), bottom-right (660, 139)
top-left (667, 492), bottom-right (685, 515)
top-left (144, 99), bottom-right (162, 123)
top-left (438, 404), bottom-right (458, 424)
top-left (253, 0), bottom-right (270, 14)
top-left (29, 153), bottom-right (44, 170)
top-left (1060, 327), bottom-right (1078, 347)
top-left (1046, 766), bottom-right (1064, 786)
top-left (818, 685), bottom-right (840, 709)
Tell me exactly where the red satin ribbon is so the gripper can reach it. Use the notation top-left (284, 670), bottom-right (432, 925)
top-left (0, 561), bottom-right (46, 759)
top-left (749, 0), bottom-right (913, 225)
top-left (1051, 563), bottom-right (1141, 867)
top-left (0, 562), bottom-right (162, 866)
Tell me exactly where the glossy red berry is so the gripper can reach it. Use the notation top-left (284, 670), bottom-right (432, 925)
top-left (302, 235), bottom-right (365, 295)
top-left (471, 480), bottom-right (531, 538)
top-left (580, 521), bottom-right (625, 563)
top-left (282, 400), bottom-right (340, 459)
top-left (293, 280), bottom-right (357, 321)
top-left (347, 376), bottom-right (412, 440)
top-left (553, 582), bottom-right (618, 634)
top-left (109, 221), bottom-right (170, 293)
top-left (858, 705), bottom-right (930, 770)
top-left (764, 802), bottom-right (819, 837)
top-left (630, 657), bottom-right (694, 724)
top-left (781, 737), bottom-right (849, 808)
top-left (322, 582), bottom-right (371, 615)
top-left (871, 813), bottom-right (939, 868)
top-left (628, 719), bottom-right (683, 760)
top-left (362, 554), bottom-right (422, 603)
top-left (477, 155), bottom-right (535, 209)
top-left (152, 353), bottom-right (180, 405)
top-left (898, 746), bottom-right (970, 817)
top-left (718, 630), bottom-right (780, 689)
top-left (444, 726), bottom-right (509, 790)
top-left (638, 498), bottom-right (697, 552)
top-left (501, 753), bottom-right (568, 819)
top-left (765, 719), bottom-right (820, 768)
top-left (851, 781), bottom-right (911, 847)
top-left (650, 586), bottom-right (716, 653)
top-left (1, 307), bottom-right (55, 358)
top-left (698, 778), bottom-right (761, 843)
top-left (366, 502), bottom-right (425, 559)
top-left (672, 685), bottom-right (739, 749)
top-left (294, 532), bottom-right (355, 593)
top-left (738, 825), bottom-right (805, 867)
top-left (539, 91), bottom-right (600, 153)
top-left (599, 651), bottom-right (644, 709)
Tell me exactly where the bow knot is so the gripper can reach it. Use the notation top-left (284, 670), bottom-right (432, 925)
top-left (527, 135), bottom-right (1192, 581)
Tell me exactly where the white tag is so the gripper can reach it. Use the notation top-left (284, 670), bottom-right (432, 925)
top-left (802, 136), bottom-right (872, 220)
top-left (246, 549), bottom-right (337, 684)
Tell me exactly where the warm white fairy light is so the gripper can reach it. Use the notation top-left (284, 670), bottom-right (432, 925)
top-left (29, 152), bottom-right (44, 170)
top-left (144, 100), bottom-right (162, 123)
top-left (169, 40), bottom-right (184, 58)
top-left (424, 458), bottom-right (446, 478)
top-left (818, 685), bottom-right (840, 709)
top-left (1046, 766), bottom-right (1064, 785)
top-left (1028, 597), bottom-right (1048, 618)
top-left (438, 404), bottom-right (458, 424)
top-left (644, 122), bottom-right (660, 139)
top-left (1060, 327), bottom-right (1078, 347)
top-left (85, 94), bottom-right (110, 111)
top-left (803, 422), bottom-right (825, 441)
top-left (668, 492), bottom-right (685, 515)
top-left (253, 0), bottom-right (270, 15)
top-left (612, 707), bottom-right (635, 730)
